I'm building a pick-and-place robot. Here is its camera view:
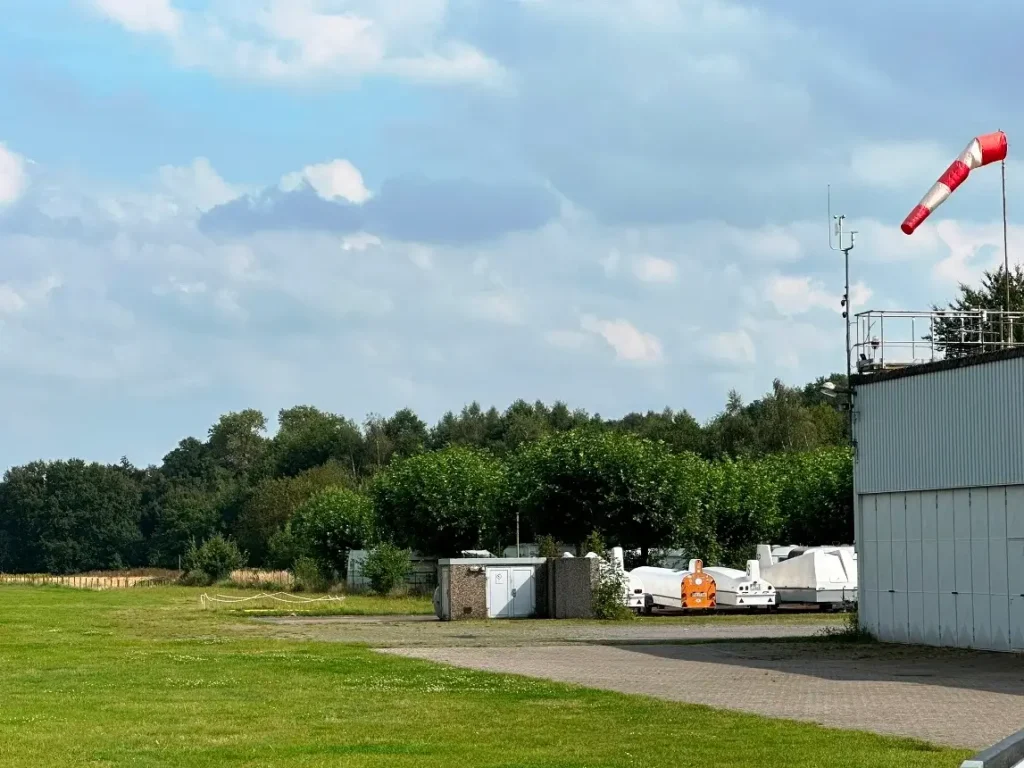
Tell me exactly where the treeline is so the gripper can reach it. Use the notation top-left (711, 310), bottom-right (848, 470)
top-left (0, 377), bottom-right (850, 575)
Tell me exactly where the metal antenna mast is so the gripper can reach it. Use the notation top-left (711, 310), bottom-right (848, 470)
top-left (828, 186), bottom-right (857, 440)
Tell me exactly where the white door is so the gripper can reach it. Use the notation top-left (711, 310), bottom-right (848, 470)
top-left (510, 567), bottom-right (535, 618)
top-left (487, 568), bottom-right (511, 618)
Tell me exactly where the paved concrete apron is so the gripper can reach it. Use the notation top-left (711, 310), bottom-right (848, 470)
top-left (384, 642), bottom-right (1024, 749)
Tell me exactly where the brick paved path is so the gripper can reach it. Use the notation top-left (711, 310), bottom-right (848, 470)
top-left (385, 641), bottom-right (1024, 749)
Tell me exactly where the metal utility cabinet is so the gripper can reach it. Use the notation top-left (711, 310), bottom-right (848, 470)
top-left (852, 342), bottom-right (1024, 652)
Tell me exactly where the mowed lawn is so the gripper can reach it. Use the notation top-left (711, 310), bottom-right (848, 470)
top-left (0, 587), bottom-right (969, 768)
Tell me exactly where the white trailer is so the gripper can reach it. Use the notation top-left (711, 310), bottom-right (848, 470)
top-left (703, 560), bottom-right (776, 608)
top-left (630, 559), bottom-right (717, 612)
top-left (755, 544), bottom-right (857, 609)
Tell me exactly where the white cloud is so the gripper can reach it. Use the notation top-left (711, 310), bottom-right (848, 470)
top-left (849, 140), bottom-right (949, 190)
top-left (580, 315), bottom-right (662, 363)
top-left (91, 0), bottom-right (503, 87)
top-left (341, 233), bottom-right (383, 251)
top-left (158, 157), bottom-right (242, 212)
top-left (0, 143), bottom-right (28, 206)
top-left (280, 159), bottom-right (371, 203)
top-left (469, 293), bottom-right (524, 325)
top-left (0, 274), bottom-right (61, 316)
top-left (928, 219), bottom-right (1024, 287)
top-left (407, 246), bottom-right (433, 270)
top-left (0, 285), bottom-right (26, 315)
top-left (632, 255), bottom-right (677, 283)
top-left (93, 0), bottom-right (181, 35)
top-left (766, 274), bottom-right (873, 317)
top-left (702, 329), bottom-right (755, 366)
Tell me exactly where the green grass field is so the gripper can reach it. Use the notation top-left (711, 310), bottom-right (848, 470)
top-left (0, 586), bottom-right (968, 767)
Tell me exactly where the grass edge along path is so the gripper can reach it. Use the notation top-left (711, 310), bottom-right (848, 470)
top-left (0, 586), bottom-right (969, 768)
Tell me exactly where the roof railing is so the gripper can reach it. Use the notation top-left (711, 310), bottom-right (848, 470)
top-left (853, 309), bottom-right (1024, 373)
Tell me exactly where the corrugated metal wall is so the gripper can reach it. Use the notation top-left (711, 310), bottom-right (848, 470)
top-left (854, 355), bottom-right (1024, 494)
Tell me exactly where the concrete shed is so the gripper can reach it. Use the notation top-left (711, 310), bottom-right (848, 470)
top-left (435, 558), bottom-right (549, 620)
top-left (853, 344), bottom-right (1024, 651)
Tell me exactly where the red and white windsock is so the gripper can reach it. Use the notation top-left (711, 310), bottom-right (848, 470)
top-left (901, 131), bottom-right (1008, 235)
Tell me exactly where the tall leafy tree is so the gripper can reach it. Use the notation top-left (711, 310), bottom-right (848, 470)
top-left (0, 460), bottom-right (143, 573)
top-left (272, 406), bottom-right (364, 477)
top-left (291, 487), bottom-right (374, 576)
top-left (207, 409), bottom-right (269, 481)
top-left (510, 429), bottom-right (691, 562)
top-left (931, 265), bottom-right (1024, 357)
top-left (234, 461), bottom-right (356, 563)
top-left (373, 447), bottom-right (507, 555)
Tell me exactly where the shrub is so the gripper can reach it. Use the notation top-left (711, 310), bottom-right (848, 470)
top-left (818, 608), bottom-right (872, 642)
top-left (537, 534), bottom-right (560, 559)
top-left (362, 543), bottom-right (411, 595)
top-left (292, 555), bottom-right (328, 593)
top-left (182, 534), bottom-right (245, 583)
top-left (180, 569), bottom-right (212, 587)
top-left (591, 564), bottom-right (632, 621)
top-left (266, 527), bottom-right (302, 571)
top-left (581, 530), bottom-right (606, 556)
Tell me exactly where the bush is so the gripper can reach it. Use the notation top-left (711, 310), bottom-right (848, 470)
top-left (266, 527), bottom-right (301, 571)
top-left (292, 555), bottom-right (328, 593)
top-left (537, 534), bottom-right (560, 559)
top-left (182, 534), bottom-right (246, 583)
top-left (592, 565), bottom-right (632, 621)
top-left (818, 608), bottom-right (872, 642)
top-left (180, 569), bottom-right (212, 587)
top-left (362, 543), bottom-right (411, 595)
top-left (581, 530), bottom-right (606, 556)
top-left (290, 487), bottom-right (373, 577)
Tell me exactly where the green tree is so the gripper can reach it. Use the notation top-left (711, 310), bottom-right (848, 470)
top-left (611, 408), bottom-right (703, 455)
top-left (160, 438), bottom-right (223, 491)
top-left (207, 409), bottom-right (269, 480)
top-left (931, 265), bottom-right (1024, 357)
top-left (0, 460), bottom-right (143, 574)
top-left (291, 487), bottom-right (374, 576)
top-left (233, 461), bottom-right (356, 563)
top-left (701, 457), bottom-right (782, 566)
top-left (510, 429), bottom-right (691, 563)
top-left (272, 406), bottom-right (364, 477)
top-left (766, 448), bottom-right (853, 546)
top-left (372, 447), bottom-right (508, 555)
top-left (146, 485), bottom-right (223, 568)
top-left (385, 408), bottom-right (429, 460)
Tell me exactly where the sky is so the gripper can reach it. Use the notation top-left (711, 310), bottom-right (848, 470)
top-left (1, 0), bottom-right (1022, 470)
